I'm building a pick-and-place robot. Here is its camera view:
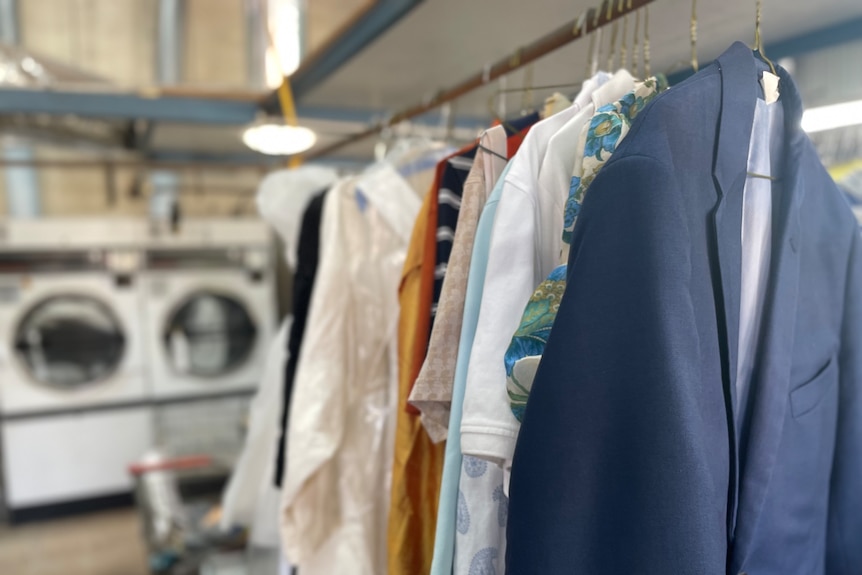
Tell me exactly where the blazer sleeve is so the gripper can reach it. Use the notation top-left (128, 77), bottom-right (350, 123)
top-left (828, 226), bottom-right (862, 574)
top-left (506, 155), bottom-right (728, 574)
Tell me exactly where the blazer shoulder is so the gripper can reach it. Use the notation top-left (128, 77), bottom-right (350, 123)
top-left (611, 66), bottom-right (722, 164)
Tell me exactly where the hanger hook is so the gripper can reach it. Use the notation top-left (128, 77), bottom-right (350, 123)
top-left (754, 0), bottom-right (778, 75)
top-left (582, 9), bottom-right (593, 79)
top-left (644, 4), bottom-right (651, 77)
top-left (509, 47), bottom-right (523, 70)
top-left (754, 0), bottom-right (762, 51)
top-left (573, 9), bottom-right (587, 38)
top-left (440, 102), bottom-right (454, 143)
top-left (589, 5), bottom-right (604, 77)
top-left (691, 0), bottom-right (699, 72)
top-left (632, 6), bottom-right (641, 78)
top-left (619, 0), bottom-right (629, 71)
top-left (522, 63), bottom-right (535, 113)
top-left (583, 8), bottom-right (598, 78)
top-left (607, 19), bottom-right (620, 72)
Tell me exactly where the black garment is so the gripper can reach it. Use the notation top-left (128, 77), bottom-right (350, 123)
top-left (274, 189), bottom-right (328, 487)
top-left (431, 148), bottom-right (476, 329)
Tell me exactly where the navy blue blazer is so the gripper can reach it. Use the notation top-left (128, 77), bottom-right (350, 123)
top-left (507, 42), bottom-right (862, 575)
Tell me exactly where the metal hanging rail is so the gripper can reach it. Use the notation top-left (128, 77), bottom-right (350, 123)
top-left (306, 0), bottom-right (656, 160)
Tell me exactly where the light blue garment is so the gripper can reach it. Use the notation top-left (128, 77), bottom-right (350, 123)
top-left (430, 164), bottom-right (512, 575)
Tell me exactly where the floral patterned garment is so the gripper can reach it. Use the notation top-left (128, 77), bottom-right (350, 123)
top-left (505, 76), bottom-right (667, 421)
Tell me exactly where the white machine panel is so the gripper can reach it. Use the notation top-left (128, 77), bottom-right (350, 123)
top-left (2, 407), bottom-right (152, 507)
top-left (0, 218), bottom-right (148, 250)
top-left (146, 219), bottom-right (270, 248)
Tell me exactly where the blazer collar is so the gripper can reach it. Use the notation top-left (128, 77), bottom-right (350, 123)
top-left (712, 47), bottom-right (758, 542)
top-left (714, 42), bottom-right (807, 197)
top-left (711, 42), bottom-right (808, 569)
top-left (714, 42), bottom-right (760, 201)
top-left (733, 57), bottom-right (808, 573)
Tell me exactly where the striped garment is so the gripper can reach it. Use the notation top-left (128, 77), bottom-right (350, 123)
top-left (431, 149), bottom-right (475, 330)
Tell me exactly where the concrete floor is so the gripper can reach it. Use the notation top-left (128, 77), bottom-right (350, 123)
top-left (0, 508), bottom-right (149, 575)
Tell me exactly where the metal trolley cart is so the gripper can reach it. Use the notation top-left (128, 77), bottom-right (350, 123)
top-left (128, 453), bottom-right (248, 574)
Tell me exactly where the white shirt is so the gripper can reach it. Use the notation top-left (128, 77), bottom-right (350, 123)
top-left (459, 71), bottom-right (638, 474)
top-left (538, 69), bottom-right (635, 265)
top-left (459, 78), bottom-right (606, 471)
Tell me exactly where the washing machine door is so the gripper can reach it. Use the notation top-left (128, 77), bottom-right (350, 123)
top-left (163, 291), bottom-right (257, 378)
top-left (14, 294), bottom-right (126, 389)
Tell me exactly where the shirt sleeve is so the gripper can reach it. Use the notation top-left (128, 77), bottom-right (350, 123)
top-left (460, 178), bottom-right (538, 469)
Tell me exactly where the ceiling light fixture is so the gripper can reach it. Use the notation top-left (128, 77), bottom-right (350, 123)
top-left (801, 99), bottom-right (862, 133)
top-left (265, 0), bottom-right (303, 88)
top-left (242, 120), bottom-right (317, 156)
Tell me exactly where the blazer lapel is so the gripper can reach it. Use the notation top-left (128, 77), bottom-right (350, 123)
top-left (712, 42), bottom-right (758, 539)
top-left (731, 66), bottom-right (806, 573)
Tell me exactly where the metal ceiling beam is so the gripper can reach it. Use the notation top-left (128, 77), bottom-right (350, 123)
top-left (0, 152), bottom-right (276, 169)
top-left (667, 15), bottom-right (862, 86)
top-left (767, 15), bottom-right (862, 61)
top-left (0, 89), bottom-right (260, 124)
top-left (262, 0), bottom-right (425, 114)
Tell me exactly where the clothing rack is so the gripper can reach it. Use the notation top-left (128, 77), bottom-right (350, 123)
top-left (306, 0), bottom-right (656, 160)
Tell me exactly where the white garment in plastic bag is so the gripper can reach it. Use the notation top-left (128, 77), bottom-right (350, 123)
top-left (220, 319), bottom-right (290, 548)
top-left (221, 165), bottom-right (337, 561)
top-left (281, 165), bottom-right (422, 575)
top-left (255, 166), bottom-right (339, 269)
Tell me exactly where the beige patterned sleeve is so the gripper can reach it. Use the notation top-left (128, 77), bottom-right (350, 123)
top-left (407, 151), bottom-right (490, 443)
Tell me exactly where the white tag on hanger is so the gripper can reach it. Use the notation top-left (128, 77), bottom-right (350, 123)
top-left (761, 71), bottom-right (780, 104)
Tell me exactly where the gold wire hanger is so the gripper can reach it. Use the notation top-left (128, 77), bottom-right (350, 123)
top-left (690, 0), bottom-right (698, 72)
top-left (606, 0), bottom-right (619, 72)
top-left (589, 3), bottom-right (604, 77)
top-left (487, 48), bottom-right (524, 133)
top-left (753, 0), bottom-right (778, 75)
top-left (521, 63), bottom-right (535, 114)
top-left (748, 0), bottom-right (781, 184)
top-left (632, 4), bottom-right (641, 78)
top-left (619, 0), bottom-right (629, 71)
top-left (643, 3), bottom-right (651, 77)
top-left (663, 0), bottom-right (698, 76)
top-left (747, 171), bottom-right (780, 181)
top-left (581, 8), bottom-right (593, 80)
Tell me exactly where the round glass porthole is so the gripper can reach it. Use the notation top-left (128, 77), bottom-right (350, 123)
top-left (162, 291), bottom-right (257, 378)
top-left (14, 295), bottom-right (126, 389)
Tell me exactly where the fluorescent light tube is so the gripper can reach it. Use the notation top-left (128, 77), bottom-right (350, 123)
top-left (801, 99), bottom-right (862, 133)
